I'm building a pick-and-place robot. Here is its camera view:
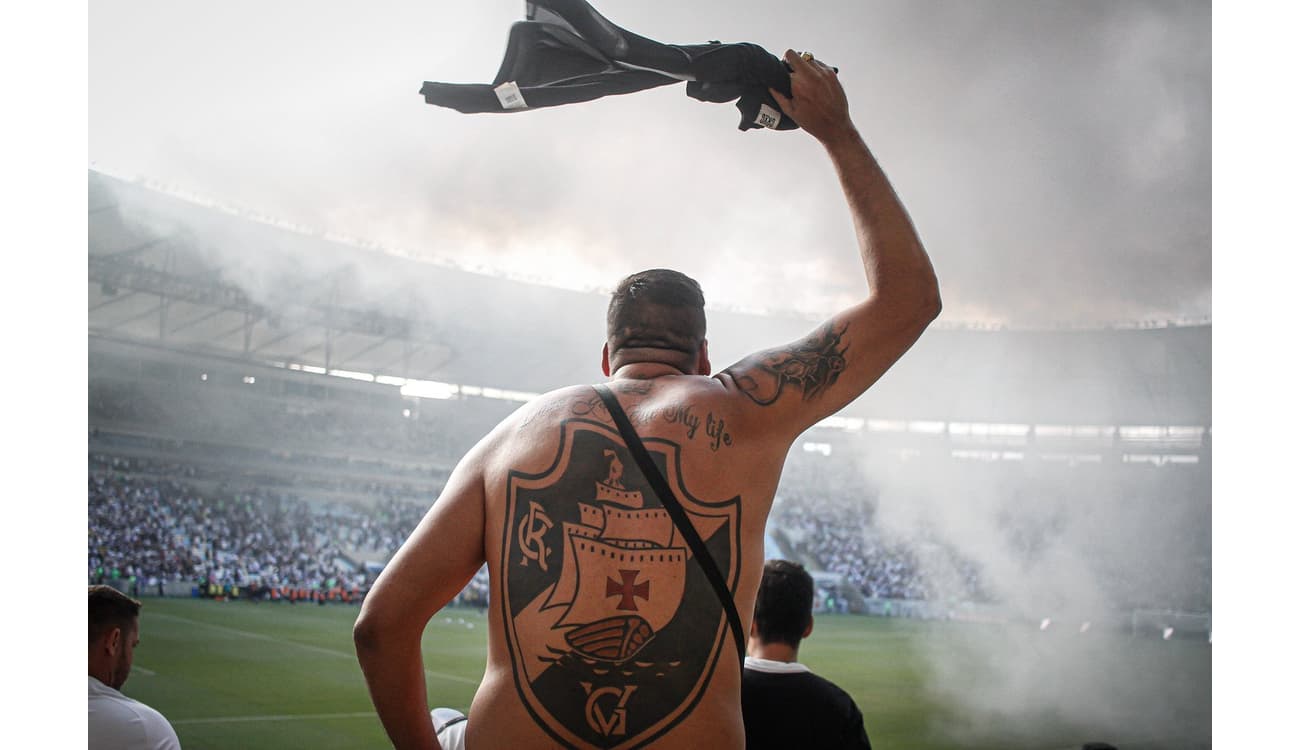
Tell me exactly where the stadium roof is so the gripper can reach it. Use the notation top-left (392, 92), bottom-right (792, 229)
top-left (89, 170), bottom-right (1210, 426)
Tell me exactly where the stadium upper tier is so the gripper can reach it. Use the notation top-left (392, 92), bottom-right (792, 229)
top-left (89, 170), bottom-right (1209, 426)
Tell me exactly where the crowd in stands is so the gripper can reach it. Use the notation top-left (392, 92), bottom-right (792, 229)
top-left (89, 338), bottom-right (1211, 622)
top-left (89, 471), bottom-right (201, 587)
top-left (88, 466), bottom-right (433, 599)
top-left (89, 448), bottom-right (1209, 617)
top-left (88, 366), bottom-right (1210, 619)
top-left (89, 447), bottom-right (1212, 623)
top-left (90, 447), bottom-right (972, 611)
top-left (88, 444), bottom-right (444, 507)
top-left (772, 457), bottom-right (987, 603)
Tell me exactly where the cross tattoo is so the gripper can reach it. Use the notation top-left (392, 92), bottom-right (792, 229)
top-left (605, 569), bottom-right (650, 611)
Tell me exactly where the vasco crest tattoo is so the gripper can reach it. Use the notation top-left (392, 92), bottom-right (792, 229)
top-left (501, 419), bottom-right (740, 749)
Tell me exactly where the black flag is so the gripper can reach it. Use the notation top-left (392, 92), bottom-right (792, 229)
top-left (420, 0), bottom-right (800, 132)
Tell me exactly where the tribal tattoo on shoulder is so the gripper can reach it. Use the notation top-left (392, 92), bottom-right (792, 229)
top-left (502, 419), bottom-right (740, 749)
top-left (723, 322), bottom-right (849, 406)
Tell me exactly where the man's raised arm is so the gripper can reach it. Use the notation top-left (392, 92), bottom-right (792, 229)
top-left (717, 49), bottom-right (941, 436)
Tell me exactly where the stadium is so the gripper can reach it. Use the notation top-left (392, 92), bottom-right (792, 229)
top-left (78, 2), bottom-right (1220, 747)
top-left (88, 166), bottom-right (1210, 750)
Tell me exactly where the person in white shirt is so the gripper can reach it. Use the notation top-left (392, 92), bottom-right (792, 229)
top-left (741, 560), bottom-right (872, 750)
top-left (88, 585), bottom-right (182, 750)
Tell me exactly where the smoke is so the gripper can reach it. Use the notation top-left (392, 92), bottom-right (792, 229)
top-left (90, 0), bottom-right (1210, 327)
top-left (91, 1), bottom-right (1211, 740)
top-left (855, 444), bottom-right (1211, 745)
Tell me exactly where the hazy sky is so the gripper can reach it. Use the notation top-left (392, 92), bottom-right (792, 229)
top-left (89, 0), bottom-right (1210, 326)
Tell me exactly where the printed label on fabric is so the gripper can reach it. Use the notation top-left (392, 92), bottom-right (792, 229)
top-left (755, 104), bottom-right (782, 129)
top-left (495, 81), bottom-right (529, 110)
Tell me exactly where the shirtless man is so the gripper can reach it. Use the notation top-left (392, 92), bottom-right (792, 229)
top-left (354, 49), bottom-right (941, 750)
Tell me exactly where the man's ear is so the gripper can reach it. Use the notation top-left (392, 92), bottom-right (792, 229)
top-left (697, 339), bottom-right (712, 376)
top-left (601, 343), bottom-right (611, 377)
top-left (803, 615), bottom-right (814, 640)
top-left (105, 625), bottom-right (122, 655)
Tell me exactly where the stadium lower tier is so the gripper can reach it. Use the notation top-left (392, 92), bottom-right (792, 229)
top-left (88, 449), bottom-right (1209, 616)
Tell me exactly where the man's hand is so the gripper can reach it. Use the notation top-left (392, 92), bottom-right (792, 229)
top-left (770, 49), bottom-right (856, 145)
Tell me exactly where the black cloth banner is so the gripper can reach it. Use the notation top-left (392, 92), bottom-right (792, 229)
top-left (420, 0), bottom-right (799, 131)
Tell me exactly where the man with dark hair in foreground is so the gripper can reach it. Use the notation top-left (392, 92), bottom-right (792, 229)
top-left (743, 560), bottom-right (872, 749)
top-left (88, 585), bottom-right (182, 750)
top-left (355, 49), bottom-right (940, 750)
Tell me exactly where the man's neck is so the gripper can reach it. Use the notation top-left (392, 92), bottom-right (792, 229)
top-left (611, 362), bottom-right (688, 379)
top-left (747, 640), bottom-right (800, 663)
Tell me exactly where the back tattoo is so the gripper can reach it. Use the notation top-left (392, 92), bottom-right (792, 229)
top-left (501, 418), bottom-right (741, 748)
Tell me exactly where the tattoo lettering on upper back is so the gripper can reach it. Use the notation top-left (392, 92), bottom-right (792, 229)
top-left (575, 383), bottom-right (734, 452)
top-left (634, 403), bottom-right (734, 452)
top-left (613, 380), bottom-right (652, 396)
top-left (572, 395), bottom-right (609, 419)
top-left (520, 398), bottom-right (571, 431)
top-left (525, 389), bottom-right (632, 432)
top-left (724, 322), bottom-right (849, 406)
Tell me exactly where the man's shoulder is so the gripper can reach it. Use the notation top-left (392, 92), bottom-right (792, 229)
top-left (742, 664), bottom-right (870, 749)
top-left (90, 688), bottom-right (166, 721)
top-left (748, 662), bottom-right (868, 743)
top-left (802, 668), bottom-right (857, 702)
top-left (510, 379), bottom-right (728, 427)
top-left (743, 664), bottom-right (859, 706)
top-left (518, 384), bottom-right (600, 414)
top-left (89, 683), bottom-right (181, 749)
top-left (805, 669), bottom-right (858, 704)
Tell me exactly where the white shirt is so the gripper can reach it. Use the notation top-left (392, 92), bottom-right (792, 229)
top-left (743, 656), bottom-right (812, 674)
top-left (88, 676), bottom-right (182, 750)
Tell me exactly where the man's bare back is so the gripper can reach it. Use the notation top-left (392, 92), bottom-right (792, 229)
top-left (465, 376), bottom-right (786, 748)
top-left (355, 50), bottom-right (941, 750)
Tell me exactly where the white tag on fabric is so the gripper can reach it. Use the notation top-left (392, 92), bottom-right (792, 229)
top-left (494, 81), bottom-right (528, 110)
top-left (755, 103), bottom-right (782, 129)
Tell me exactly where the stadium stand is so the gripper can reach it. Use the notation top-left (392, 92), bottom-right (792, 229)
top-left (88, 170), bottom-right (1210, 628)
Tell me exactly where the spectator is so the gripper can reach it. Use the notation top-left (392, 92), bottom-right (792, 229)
top-left (89, 585), bottom-right (182, 750)
top-left (742, 560), bottom-right (872, 750)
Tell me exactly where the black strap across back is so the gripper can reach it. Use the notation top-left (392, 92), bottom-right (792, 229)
top-left (591, 384), bottom-right (746, 666)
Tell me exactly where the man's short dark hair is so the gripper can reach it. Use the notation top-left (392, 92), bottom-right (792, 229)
top-left (606, 269), bottom-right (706, 361)
top-left (89, 585), bottom-right (141, 643)
top-left (753, 560), bottom-right (815, 647)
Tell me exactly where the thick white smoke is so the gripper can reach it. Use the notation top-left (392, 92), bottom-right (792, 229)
top-left (858, 446), bottom-right (1210, 745)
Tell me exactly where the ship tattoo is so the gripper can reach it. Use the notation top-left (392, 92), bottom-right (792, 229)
top-left (501, 419), bottom-right (740, 749)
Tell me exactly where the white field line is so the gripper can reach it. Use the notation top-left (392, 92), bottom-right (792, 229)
top-left (151, 613), bottom-right (479, 685)
top-left (172, 711), bottom-right (376, 726)
top-left (131, 666), bottom-right (157, 676)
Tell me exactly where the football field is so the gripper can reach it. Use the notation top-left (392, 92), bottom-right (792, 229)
top-left (125, 599), bottom-right (1210, 749)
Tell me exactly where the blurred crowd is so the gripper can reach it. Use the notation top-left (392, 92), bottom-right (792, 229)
top-left (87, 448), bottom-right (1205, 615)
top-left (772, 457), bottom-right (987, 603)
top-left (88, 465), bottom-right (427, 597)
top-left (89, 450), bottom-right (987, 609)
top-left (89, 342), bottom-right (1210, 617)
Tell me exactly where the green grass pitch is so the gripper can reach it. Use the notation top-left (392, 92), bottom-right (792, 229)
top-left (123, 599), bottom-right (1209, 749)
